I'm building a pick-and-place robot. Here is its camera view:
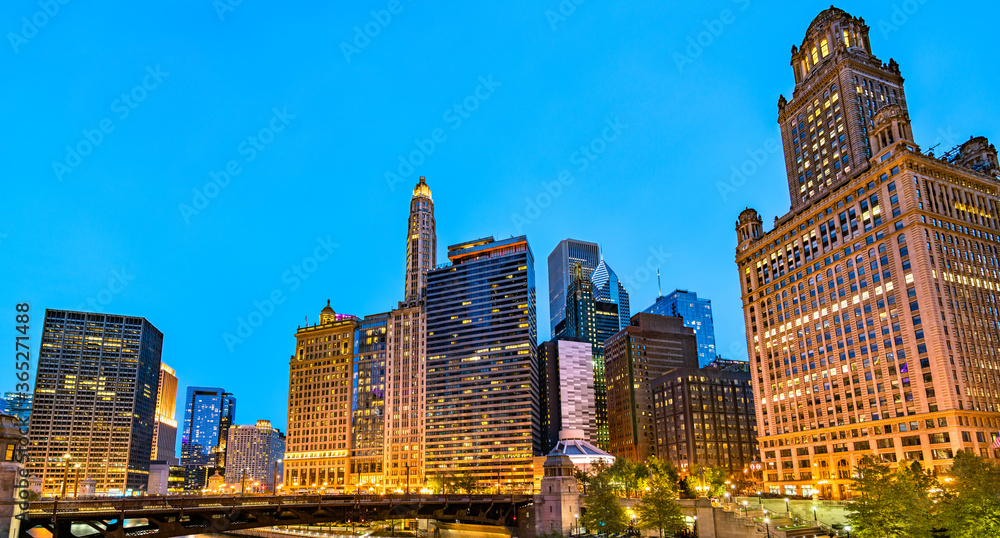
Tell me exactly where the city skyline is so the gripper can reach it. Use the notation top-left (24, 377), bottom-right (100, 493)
top-left (4, 2), bottom-right (1000, 435)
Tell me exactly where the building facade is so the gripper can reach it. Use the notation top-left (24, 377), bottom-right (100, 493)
top-left (651, 359), bottom-right (758, 477)
top-left (735, 7), bottom-right (1000, 500)
top-left (224, 420), bottom-right (286, 491)
top-left (539, 338), bottom-right (597, 452)
top-left (605, 313), bottom-right (698, 462)
top-left (591, 257), bottom-right (631, 330)
top-left (644, 290), bottom-right (718, 367)
top-left (382, 176), bottom-right (436, 493)
top-left (548, 239), bottom-right (600, 338)
top-left (352, 312), bottom-right (388, 491)
top-left (181, 386), bottom-right (236, 489)
top-left (426, 236), bottom-right (540, 489)
top-left (151, 363), bottom-right (178, 462)
top-left (285, 304), bottom-right (358, 490)
top-left (28, 309), bottom-right (163, 495)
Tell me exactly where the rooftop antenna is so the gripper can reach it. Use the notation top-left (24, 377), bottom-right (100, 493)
top-left (657, 269), bottom-right (662, 298)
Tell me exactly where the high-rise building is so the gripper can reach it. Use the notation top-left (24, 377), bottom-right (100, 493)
top-left (224, 420), bottom-right (286, 492)
top-left (591, 257), bottom-right (631, 330)
top-left (651, 359), bottom-right (758, 476)
top-left (2, 392), bottom-right (32, 429)
top-left (555, 264), bottom-right (611, 450)
top-left (180, 386), bottom-right (236, 489)
top-left (548, 239), bottom-right (600, 337)
top-left (605, 313), bottom-right (698, 462)
top-left (27, 309), bottom-right (163, 495)
top-left (403, 176), bottom-right (437, 301)
top-left (539, 338), bottom-right (597, 452)
top-left (151, 363), bottom-right (178, 462)
top-left (644, 290), bottom-right (717, 367)
top-left (426, 236), bottom-right (539, 489)
top-left (382, 176), bottom-right (436, 493)
top-left (736, 7), bottom-right (1000, 500)
top-left (285, 303), bottom-right (357, 490)
top-left (352, 312), bottom-right (388, 490)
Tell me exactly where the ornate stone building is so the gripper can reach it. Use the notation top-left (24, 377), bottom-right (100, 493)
top-left (736, 7), bottom-right (1000, 500)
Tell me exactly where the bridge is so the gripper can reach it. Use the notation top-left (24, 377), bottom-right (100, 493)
top-left (15, 494), bottom-right (534, 538)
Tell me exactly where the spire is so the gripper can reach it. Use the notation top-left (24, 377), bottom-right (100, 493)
top-left (657, 269), bottom-right (662, 298)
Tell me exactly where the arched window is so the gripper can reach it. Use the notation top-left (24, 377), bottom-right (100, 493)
top-left (897, 234), bottom-right (907, 244)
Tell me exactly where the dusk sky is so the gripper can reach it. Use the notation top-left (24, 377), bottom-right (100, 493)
top-left (3, 0), bottom-right (998, 451)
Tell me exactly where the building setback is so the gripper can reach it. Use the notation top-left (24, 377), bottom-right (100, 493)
top-left (28, 309), bottom-right (163, 495)
top-left (539, 338), bottom-right (597, 452)
top-left (285, 304), bottom-right (357, 490)
top-left (605, 313), bottom-right (698, 462)
top-left (651, 359), bottom-right (758, 476)
top-left (736, 7), bottom-right (1000, 500)
top-left (181, 386), bottom-right (236, 489)
top-left (426, 236), bottom-right (539, 489)
top-left (224, 420), bottom-right (286, 491)
top-left (644, 290), bottom-right (717, 367)
top-left (151, 363), bottom-right (178, 462)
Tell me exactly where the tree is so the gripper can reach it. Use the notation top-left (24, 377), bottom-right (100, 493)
top-left (580, 469), bottom-right (628, 534)
top-left (938, 450), bottom-right (1000, 537)
top-left (453, 471), bottom-right (479, 494)
top-left (637, 456), bottom-right (687, 537)
top-left (608, 458), bottom-right (649, 498)
top-left (846, 455), bottom-right (939, 538)
top-left (687, 464), bottom-right (729, 497)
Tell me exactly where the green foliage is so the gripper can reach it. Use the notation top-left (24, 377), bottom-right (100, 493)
top-left (688, 464), bottom-right (729, 497)
top-left (637, 456), bottom-right (687, 538)
top-left (607, 457), bottom-right (649, 498)
top-left (937, 450), bottom-right (1000, 538)
top-left (580, 466), bottom-right (628, 534)
top-left (846, 455), bottom-right (938, 538)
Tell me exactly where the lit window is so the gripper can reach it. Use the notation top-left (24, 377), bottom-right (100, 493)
top-left (820, 39), bottom-right (829, 57)
top-left (811, 47), bottom-right (819, 64)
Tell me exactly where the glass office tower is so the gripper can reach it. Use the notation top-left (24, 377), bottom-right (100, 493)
top-left (181, 386), bottom-right (236, 489)
top-left (644, 289), bottom-right (717, 367)
top-left (548, 239), bottom-right (600, 337)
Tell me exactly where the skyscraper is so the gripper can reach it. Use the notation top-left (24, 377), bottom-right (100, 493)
top-left (353, 312), bottom-right (387, 490)
top-left (151, 363), bottom-right (178, 462)
top-left (285, 303), bottom-right (357, 490)
top-left (591, 257), bottom-right (631, 330)
top-left (736, 7), bottom-right (1000, 500)
top-left (403, 176), bottom-right (436, 301)
top-left (604, 313), bottom-right (698, 462)
top-left (548, 239), bottom-right (600, 337)
top-left (383, 176), bottom-right (436, 492)
top-left (426, 236), bottom-right (539, 488)
top-left (181, 386), bottom-right (236, 489)
top-left (28, 309), bottom-right (163, 495)
top-left (644, 290), bottom-right (717, 367)
top-left (224, 420), bottom-right (286, 492)
top-left (539, 338), bottom-right (596, 452)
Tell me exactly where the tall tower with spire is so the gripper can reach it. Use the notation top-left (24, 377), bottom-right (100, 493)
top-left (403, 176), bottom-right (437, 303)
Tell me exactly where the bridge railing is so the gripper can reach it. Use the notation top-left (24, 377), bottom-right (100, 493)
top-left (25, 493), bottom-right (533, 515)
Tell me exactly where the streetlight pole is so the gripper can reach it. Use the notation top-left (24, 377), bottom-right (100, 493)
top-left (812, 506), bottom-right (817, 522)
top-left (273, 459), bottom-right (282, 494)
top-left (757, 490), bottom-right (762, 508)
top-left (59, 454), bottom-right (71, 497)
top-left (784, 497), bottom-right (790, 516)
top-left (764, 517), bottom-right (770, 538)
top-left (71, 464), bottom-right (81, 498)
top-left (845, 525), bottom-right (852, 538)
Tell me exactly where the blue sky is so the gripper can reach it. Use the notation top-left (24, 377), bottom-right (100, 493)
top-left (3, 1), bottom-right (998, 447)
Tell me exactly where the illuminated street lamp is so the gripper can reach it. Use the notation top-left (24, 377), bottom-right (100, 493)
top-left (764, 517), bottom-right (771, 538)
top-left (845, 525), bottom-right (852, 538)
top-left (812, 506), bottom-right (818, 521)
top-left (784, 497), bottom-right (790, 515)
top-left (742, 500), bottom-right (749, 516)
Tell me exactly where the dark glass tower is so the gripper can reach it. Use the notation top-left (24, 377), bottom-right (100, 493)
top-left (547, 239), bottom-right (600, 337)
top-left (352, 312), bottom-right (388, 487)
top-left (181, 387), bottom-right (236, 489)
top-left (28, 309), bottom-right (163, 495)
top-left (426, 236), bottom-right (538, 489)
top-left (591, 257), bottom-right (631, 330)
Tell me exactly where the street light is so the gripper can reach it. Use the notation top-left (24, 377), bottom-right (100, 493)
top-left (273, 459), bottom-right (282, 494)
top-left (574, 514), bottom-right (579, 536)
top-left (742, 500), bottom-right (749, 516)
top-left (845, 525), bottom-right (852, 538)
top-left (784, 497), bottom-right (790, 515)
top-left (764, 517), bottom-right (771, 538)
top-left (757, 490), bottom-right (762, 507)
top-left (812, 506), bottom-right (818, 522)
